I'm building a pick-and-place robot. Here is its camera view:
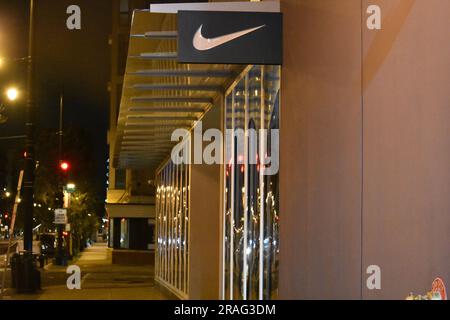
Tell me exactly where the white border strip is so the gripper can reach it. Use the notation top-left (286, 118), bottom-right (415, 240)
top-left (150, 1), bottom-right (280, 13)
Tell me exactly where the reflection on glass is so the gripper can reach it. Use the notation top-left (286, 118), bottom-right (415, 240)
top-left (120, 218), bottom-right (129, 249)
top-left (233, 77), bottom-right (245, 300)
top-left (224, 94), bottom-right (233, 299)
top-left (247, 66), bottom-right (261, 300)
top-left (109, 218), bottom-right (114, 248)
top-left (156, 160), bottom-right (190, 298)
top-left (263, 65), bottom-right (280, 299)
top-left (223, 65), bottom-right (280, 300)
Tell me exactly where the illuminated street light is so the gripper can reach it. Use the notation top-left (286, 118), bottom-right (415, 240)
top-left (5, 192), bottom-right (10, 197)
top-left (5, 87), bottom-right (19, 101)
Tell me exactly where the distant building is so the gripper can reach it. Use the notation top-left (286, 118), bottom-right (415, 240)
top-left (106, 0), bottom-right (157, 265)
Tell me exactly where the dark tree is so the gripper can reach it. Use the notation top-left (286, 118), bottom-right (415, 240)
top-left (12, 127), bottom-right (104, 248)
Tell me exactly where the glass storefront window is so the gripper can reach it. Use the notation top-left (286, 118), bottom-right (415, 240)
top-left (262, 65), bottom-right (280, 299)
top-left (233, 76), bottom-right (246, 300)
top-left (224, 94), bottom-right (233, 299)
top-left (119, 218), bottom-right (129, 249)
top-left (109, 218), bottom-right (114, 248)
top-left (247, 66), bottom-right (262, 300)
top-left (156, 159), bottom-right (190, 298)
top-left (223, 65), bottom-right (281, 300)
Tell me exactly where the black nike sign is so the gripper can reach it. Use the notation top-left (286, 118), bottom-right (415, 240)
top-left (177, 10), bottom-right (283, 65)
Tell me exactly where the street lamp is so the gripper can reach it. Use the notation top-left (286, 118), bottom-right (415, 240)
top-left (5, 87), bottom-right (19, 101)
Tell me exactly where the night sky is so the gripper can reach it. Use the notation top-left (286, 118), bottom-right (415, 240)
top-left (0, 0), bottom-right (112, 198)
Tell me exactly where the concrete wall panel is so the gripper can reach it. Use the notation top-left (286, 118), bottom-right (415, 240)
top-left (188, 103), bottom-right (223, 299)
top-left (362, 0), bottom-right (450, 299)
top-left (279, 0), bottom-right (363, 299)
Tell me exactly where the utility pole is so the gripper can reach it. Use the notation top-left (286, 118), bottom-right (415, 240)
top-left (23, 0), bottom-right (36, 255)
top-left (59, 92), bottom-right (63, 164)
top-left (55, 91), bottom-right (65, 265)
top-left (23, 0), bottom-right (35, 255)
top-left (10, 0), bottom-right (41, 293)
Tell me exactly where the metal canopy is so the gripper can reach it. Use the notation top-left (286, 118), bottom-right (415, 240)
top-left (113, 11), bottom-right (243, 169)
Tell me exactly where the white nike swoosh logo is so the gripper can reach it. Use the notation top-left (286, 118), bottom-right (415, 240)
top-left (193, 24), bottom-right (266, 51)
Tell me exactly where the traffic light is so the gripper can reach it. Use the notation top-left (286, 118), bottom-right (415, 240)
top-left (60, 161), bottom-right (70, 172)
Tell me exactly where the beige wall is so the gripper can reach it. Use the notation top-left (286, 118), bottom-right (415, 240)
top-left (280, 0), bottom-right (363, 299)
top-left (362, 0), bottom-right (450, 299)
top-left (280, 0), bottom-right (450, 299)
top-left (188, 102), bottom-right (223, 299)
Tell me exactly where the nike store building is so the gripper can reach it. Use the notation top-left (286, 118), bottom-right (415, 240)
top-left (110, 0), bottom-right (450, 300)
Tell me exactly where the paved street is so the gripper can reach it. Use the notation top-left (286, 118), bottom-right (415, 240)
top-left (0, 243), bottom-right (170, 300)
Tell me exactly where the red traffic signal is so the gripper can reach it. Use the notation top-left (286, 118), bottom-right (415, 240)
top-left (60, 161), bottom-right (70, 171)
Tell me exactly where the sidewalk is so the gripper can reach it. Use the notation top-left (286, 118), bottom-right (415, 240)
top-left (1, 243), bottom-right (170, 300)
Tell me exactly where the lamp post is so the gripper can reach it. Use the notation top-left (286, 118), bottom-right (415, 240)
top-left (54, 92), bottom-right (67, 265)
top-left (22, 0), bottom-right (36, 256)
top-left (6, 0), bottom-right (41, 293)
